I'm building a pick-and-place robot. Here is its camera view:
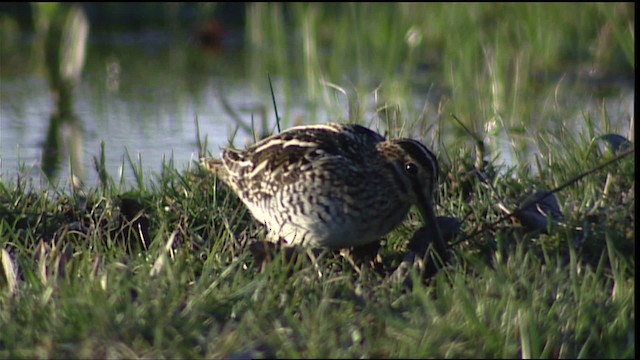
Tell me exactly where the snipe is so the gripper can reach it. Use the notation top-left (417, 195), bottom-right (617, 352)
top-left (201, 123), bottom-right (445, 254)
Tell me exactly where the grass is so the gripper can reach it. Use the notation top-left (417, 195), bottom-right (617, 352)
top-left (0, 111), bottom-right (634, 358)
top-left (0, 2), bottom-right (635, 359)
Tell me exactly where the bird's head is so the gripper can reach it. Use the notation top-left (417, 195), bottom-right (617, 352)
top-left (378, 139), bottom-right (446, 258)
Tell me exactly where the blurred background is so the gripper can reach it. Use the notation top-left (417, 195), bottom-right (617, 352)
top-left (0, 3), bottom-right (634, 187)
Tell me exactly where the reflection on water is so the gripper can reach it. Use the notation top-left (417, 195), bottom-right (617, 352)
top-left (1, 22), bottom-right (274, 187)
top-left (0, 4), bottom-right (634, 189)
top-left (40, 5), bottom-right (88, 182)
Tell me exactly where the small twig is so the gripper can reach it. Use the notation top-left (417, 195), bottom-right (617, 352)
top-left (451, 113), bottom-right (482, 143)
top-left (451, 146), bottom-right (635, 247)
top-left (219, 92), bottom-right (251, 135)
top-left (268, 74), bottom-right (281, 133)
top-left (474, 167), bottom-right (513, 215)
top-left (451, 113), bottom-right (485, 171)
top-left (251, 113), bottom-right (257, 144)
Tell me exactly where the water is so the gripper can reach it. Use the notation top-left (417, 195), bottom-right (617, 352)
top-left (0, 31), bottom-right (284, 187)
top-left (0, 23), bottom-right (634, 189)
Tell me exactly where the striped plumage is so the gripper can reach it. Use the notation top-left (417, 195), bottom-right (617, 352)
top-left (201, 123), bottom-right (444, 251)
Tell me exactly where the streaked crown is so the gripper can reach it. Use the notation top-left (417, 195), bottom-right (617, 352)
top-left (377, 138), bottom-right (439, 204)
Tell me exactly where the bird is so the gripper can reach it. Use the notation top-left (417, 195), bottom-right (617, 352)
top-left (201, 123), bottom-right (446, 256)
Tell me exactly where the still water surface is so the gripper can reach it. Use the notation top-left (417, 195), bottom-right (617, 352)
top-left (1, 32), bottom-right (294, 187)
top-left (0, 30), bottom-right (633, 189)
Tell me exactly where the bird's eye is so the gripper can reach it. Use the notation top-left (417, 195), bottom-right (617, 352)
top-left (405, 162), bottom-right (418, 176)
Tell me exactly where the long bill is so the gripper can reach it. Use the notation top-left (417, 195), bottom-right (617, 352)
top-left (415, 192), bottom-right (448, 265)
